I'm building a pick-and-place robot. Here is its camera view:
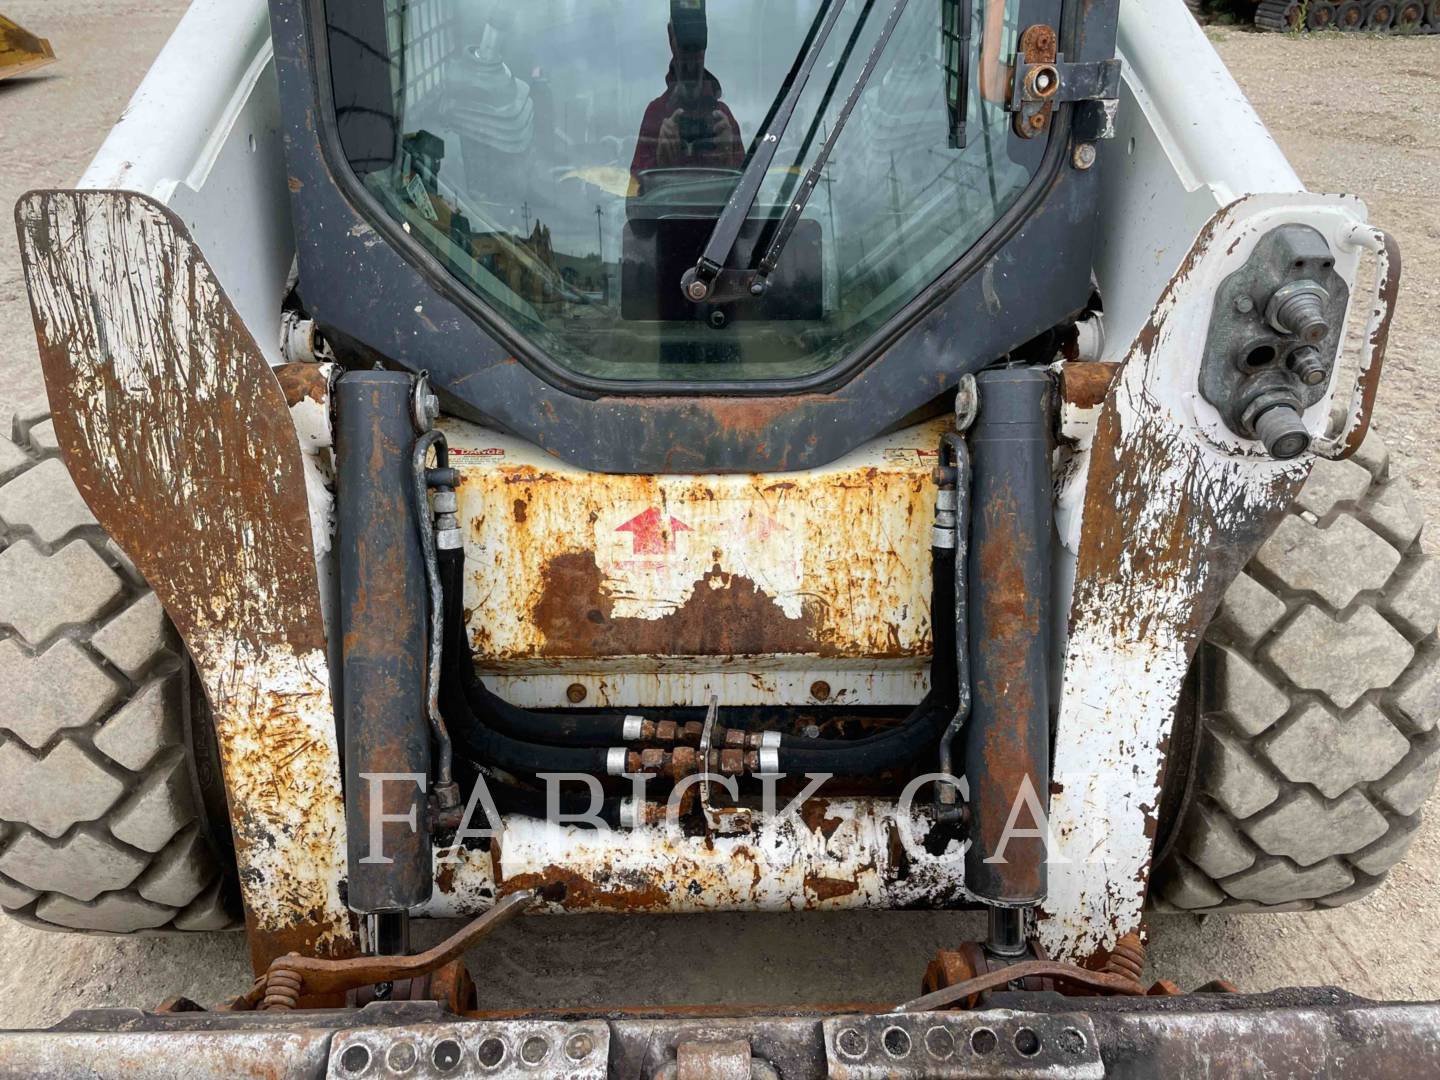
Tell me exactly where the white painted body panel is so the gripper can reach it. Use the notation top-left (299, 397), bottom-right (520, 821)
top-left (47, 0), bottom-right (1393, 966)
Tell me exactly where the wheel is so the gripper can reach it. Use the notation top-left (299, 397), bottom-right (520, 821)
top-left (1336, 0), bottom-right (1368, 27)
top-left (1365, 0), bottom-right (1398, 28)
top-left (1153, 434), bottom-right (1440, 912)
top-left (0, 414), bottom-right (240, 933)
top-left (1308, 0), bottom-right (1340, 28)
top-left (1395, 0), bottom-right (1426, 27)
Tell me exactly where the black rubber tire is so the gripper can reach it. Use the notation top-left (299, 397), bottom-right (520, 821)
top-left (1152, 435), bottom-right (1440, 912)
top-left (0, 415), bottom-right (241, 933)
top-left (1365, 0), bottom-right (1398, 28)
top-left (1336, 0), bottom-right (1368, 27)
top-left (1395, 2), bottom-right (1426, 29)
top-left (1255, 0), bottom-right (1305, 30)
top-left (1308, 1), bottom-right (1340, 29)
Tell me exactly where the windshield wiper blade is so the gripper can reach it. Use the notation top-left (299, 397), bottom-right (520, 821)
top-left (680, 0), bottom-right (848, 305)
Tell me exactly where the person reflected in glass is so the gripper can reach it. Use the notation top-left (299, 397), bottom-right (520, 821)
top-left (630, 0), bottom-right (744, 183)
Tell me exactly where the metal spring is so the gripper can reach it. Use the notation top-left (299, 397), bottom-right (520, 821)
top-left (260, 968), bottom-right (303, 1012)
top-left (1103, 933), bottom-right (1146, 986)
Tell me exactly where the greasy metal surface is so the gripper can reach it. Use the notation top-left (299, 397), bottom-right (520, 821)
top-left (422, 797), bottom-right (969, 918)
top-left (1038, 199), bottom-right (1313, 966)
top-left (0, 15), bottom-right (55, 81)
top-left (16, 190), bottom-right (355, 971)
top-left (450, 419), bottom-right (947, 704)
top-left (335, 371), bottom-right (432, 913)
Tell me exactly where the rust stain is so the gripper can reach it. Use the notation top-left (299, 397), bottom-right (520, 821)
top-left (973, 482), bottom-right (1045, 898)
top-left (799, 799), bottom-right (846, 839)
top-left (804, 874), bottom-right (859, 902)
top-left (499, 865), bottom-right (672, 912)
top-left (274, 362), bottom-right (329, 408)
top-left (1059, 362), bottom-right (1120, 409)
top-left (1340, 230), bottom-right (1401, 458)
top-left (531, 552), bottom-right (823, 657)
top-left (455, 426), bottom-right (942, 667)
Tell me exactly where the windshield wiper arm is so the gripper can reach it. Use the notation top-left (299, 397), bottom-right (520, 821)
top-left (680, 0), bottom-right (848, 305)
top-left (755, 0), bottom-right (910, 290)
top-left (682, 0), bottom-right (913, 305)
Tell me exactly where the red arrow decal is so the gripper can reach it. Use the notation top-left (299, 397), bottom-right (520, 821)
top-left (616, 507), bottom-right (692, 555)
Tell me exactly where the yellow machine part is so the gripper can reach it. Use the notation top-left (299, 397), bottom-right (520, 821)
top-left (0, 15), bottom-right (55, 81)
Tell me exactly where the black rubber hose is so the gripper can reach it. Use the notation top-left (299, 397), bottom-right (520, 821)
top-left (454, 761), bottom-right (625, 827)
top-left (443, 537), bottom-right (958, 769)
top-left (465, 676), bottom-right (632, 748)
top-left (439, 549), bottom-right (616, 775)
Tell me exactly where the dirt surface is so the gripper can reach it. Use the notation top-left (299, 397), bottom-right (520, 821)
top-left (0, 2), bottom-right (1438, 1029)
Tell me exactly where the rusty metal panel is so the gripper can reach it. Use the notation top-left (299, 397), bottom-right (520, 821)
top-left (448, 418), bottom-right (948, 706)
top-left (15, 190), bottom-right (355, 970)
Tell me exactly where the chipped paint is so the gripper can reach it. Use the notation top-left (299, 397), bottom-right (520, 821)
top-left (448, 419), bottom-right (947, 706)
top-left (421, 798), bottom-right (968, 917)
top-left (17, 190), bottom-right (354, 969)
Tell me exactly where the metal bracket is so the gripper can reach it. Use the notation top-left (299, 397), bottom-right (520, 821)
top-left (824, 1012), bottom-right (1103, 1079)
top-left (1007, 24), bottom-right (1121, 141)
top-left (699, 696), bottom-right (752, 835)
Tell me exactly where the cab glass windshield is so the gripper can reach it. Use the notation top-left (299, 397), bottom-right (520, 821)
top-left (326, 0), bottom-right (1044, 383)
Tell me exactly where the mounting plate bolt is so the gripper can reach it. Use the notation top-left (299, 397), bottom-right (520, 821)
top-left (1072, 142), bottom-right (1097, 170)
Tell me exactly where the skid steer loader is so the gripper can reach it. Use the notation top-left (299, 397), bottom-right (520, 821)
top-left (2, 0), bottom-right (1438, 1073)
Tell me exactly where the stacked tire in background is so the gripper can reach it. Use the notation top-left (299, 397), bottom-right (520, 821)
top-left (1189, 1), bottom-right (1440, 34)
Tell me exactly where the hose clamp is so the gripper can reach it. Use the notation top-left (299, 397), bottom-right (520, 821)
top-left (622, 715), bottom-right (645, 741)
top-left (758, 747), bottom-right (780, 774)
top-left (760, 730), bottom-right (781, 749)
top-left (606, 747), bottom-right (628, 776)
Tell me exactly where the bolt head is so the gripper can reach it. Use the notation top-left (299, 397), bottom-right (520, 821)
top-left (686, 280), bottom-right (709, 301)
top-left (1072, 143), bottom-right (1097, 170)
top-left (1234, 295), bottom-right (1256, 314)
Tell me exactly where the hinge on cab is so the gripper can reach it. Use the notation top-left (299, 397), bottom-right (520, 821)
top-left (1007, 24), bottom-right (1122, 141)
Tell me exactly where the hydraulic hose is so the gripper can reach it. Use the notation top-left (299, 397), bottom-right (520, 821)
top-left (439, 547), bottom-right (618, 776)
top-left (454, 762), bottom-right (625, 828)
top-left (465, 674), bottom-right (639, 748)
top-left (441, 521), bottom-right (960, 776)
top-left (771, 543), bottom-right (958, 775)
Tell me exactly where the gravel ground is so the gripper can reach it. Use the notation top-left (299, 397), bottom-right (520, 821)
top-left (0, 1), bottom-right (1437, 1030)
